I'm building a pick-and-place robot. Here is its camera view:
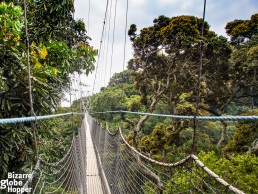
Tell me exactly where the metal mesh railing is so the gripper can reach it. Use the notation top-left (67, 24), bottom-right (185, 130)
top-left (19, 116), bottom-right (87, 194)
top-left (88, 114), bottom-right (245, 194)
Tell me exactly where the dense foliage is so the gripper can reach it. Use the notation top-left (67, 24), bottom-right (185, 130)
top-left (198, 151), bottom-right (258, 193)
top-left (0, 1), bottom-right (96, 179)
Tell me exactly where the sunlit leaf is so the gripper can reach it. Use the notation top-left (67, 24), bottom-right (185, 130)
top-left (39, 45), bottom-right (48, 59)
top-left (35, 61), bottom-right (41, 69)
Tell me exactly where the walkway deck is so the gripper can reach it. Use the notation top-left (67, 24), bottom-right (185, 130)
top-left (85, 119), bottom-right (104, 194)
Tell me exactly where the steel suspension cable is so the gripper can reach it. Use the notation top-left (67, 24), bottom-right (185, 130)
top-left (192, 0), bottom-right (207, 153)
top-left (78, 74), bottom-right (86, 112)
top-left (122, 0), bottom-right (129, 71)
top-left (100, 11), bottom-right (109, 88)
top-left (116, 0), bottom-right (129, 107)
top-left (90, 110), bottom-right (258, 121)
top-left (109, 0), bottom-right (118, 79)
top-left (99, 28), bottom-right (106, 88)
top-left (88, 0), bottom-right (91, 35)
top-left (104, 0), bottom-right (113, 86)
top-left (92, 0), bottom-right (110, 94)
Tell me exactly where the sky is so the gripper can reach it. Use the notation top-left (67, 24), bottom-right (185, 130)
top-left (62, 0), bottom-right (258, 106)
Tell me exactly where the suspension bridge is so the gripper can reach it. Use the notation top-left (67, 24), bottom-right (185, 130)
top-left (1, 0), bottom-right (257, 193)
top-left (1, 111), bottom-right (256, 194)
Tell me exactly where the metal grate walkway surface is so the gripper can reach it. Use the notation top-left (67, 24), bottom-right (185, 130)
top-left (85, 119), bottom-right (104, 194)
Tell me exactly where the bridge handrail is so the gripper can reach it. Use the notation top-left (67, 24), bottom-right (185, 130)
top-left (0, 112), bottom-right (82, 124)
top-left (119, 126), bottom-right (245, 194)
top-left (119, 126), bottom-right (192, 167)
top-left (191, 155), bottom-right (245, 194)
top-left (91, 110), bottom-right (258, 121)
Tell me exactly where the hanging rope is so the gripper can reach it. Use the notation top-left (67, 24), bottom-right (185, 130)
top-left (23, 0), bottom-right (38, 160)
top-left (15, 113), bottom-right (248, 194)
top-left (192, 0), bottom-right (207, 153)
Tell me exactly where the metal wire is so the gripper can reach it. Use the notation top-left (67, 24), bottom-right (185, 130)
top-left (122, 0), bottom-right (129, 71)
top-left (92, 0), bottom-right (110, 93)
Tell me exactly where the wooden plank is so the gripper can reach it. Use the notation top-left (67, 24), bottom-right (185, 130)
top-left (85, 119), bottom-right (104, 194)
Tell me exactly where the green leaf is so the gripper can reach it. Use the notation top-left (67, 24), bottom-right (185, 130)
top-left (3, 153), bottom-right (9, 162)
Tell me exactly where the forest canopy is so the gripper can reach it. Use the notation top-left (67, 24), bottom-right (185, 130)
top-left (0, 1), bottom-right (257, 193)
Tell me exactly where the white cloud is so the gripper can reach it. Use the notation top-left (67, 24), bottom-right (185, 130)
top-left (130, 0), bottom-right (147, 7)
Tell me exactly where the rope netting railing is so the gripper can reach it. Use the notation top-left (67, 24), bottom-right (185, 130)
top-left (17, 115), bottom-right (87, 194)
top-left (87, 114), bottom-right (245, 194)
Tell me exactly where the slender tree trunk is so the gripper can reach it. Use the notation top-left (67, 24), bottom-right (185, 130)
top-left (217, 121), bottom-right (227, 149)
top-left (132, 130), bottom-right (138, 147)
top-left (125, 75), bottom-right (171, 146)
top-left (163, 149), bottom-right (167, 162)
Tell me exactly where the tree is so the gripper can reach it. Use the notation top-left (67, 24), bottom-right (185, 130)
top-left (125, 15), bottom-right (232, 146)
top-left (223, 109), bottom-right (258, 155)
top-left (108, 70), bottom-right (133, 87)
top-left (202, 13), bottom-right (258, 148)
top-left (0, 2), bottom-right (96, 178)
top-left (90, 70), bottom-right (138, 115)
top-left (225, 13), bottom-right (258, 45)
top-left (90, 88), bottom-right (127, 113)
top-left (226, 13), bottom-right (258, 99)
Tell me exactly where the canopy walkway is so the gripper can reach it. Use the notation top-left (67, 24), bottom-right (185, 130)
top-left (1, 0), bottom-right (257, 193)
top-left (1, 112), bottom-right (253, 194)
